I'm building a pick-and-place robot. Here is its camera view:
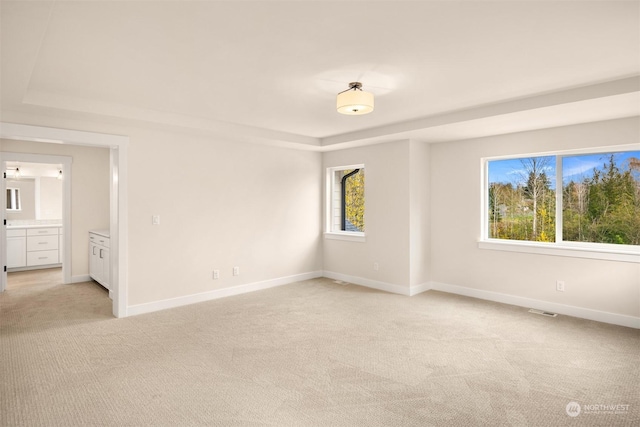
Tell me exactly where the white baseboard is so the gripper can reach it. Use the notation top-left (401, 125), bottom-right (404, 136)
top-left (71, 274), bottom-right (91, 283)
top-left (126, 271), bottom-right (323, 316)
top-left (410, 282), bottom-right (432, 296)
top-left (123, 272), bottom-right (637, 329)
top-left (322, 270), bottom-right (429, 296)
top-left (8, 264), bottom-right (62, 273)
top-left (430, 281), bottom-right (640, 329)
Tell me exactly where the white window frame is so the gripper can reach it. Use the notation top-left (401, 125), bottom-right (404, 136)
top-left (6, 187), bottom-right (21, 211)
top-left (324, 164), bottom-right (366, 243)
top-left (479, 144), bottom-right (640, 263)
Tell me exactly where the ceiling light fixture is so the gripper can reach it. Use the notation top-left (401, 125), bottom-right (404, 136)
top-left (336, 82), bottom-right (374, 115)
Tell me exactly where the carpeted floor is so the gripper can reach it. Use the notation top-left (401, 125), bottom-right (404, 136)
top-left (1, 277), bottom-right (638, 426)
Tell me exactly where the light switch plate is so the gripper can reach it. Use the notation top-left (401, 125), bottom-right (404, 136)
top-left (152, 215), bottom-right (160, 225)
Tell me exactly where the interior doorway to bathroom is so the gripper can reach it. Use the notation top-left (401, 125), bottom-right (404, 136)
top-left (0, 122), bottom-right (128, 318)
top-left (1, 154), bottom-right (72, 293)
top-left (4, 161), bottom-right (64, 290)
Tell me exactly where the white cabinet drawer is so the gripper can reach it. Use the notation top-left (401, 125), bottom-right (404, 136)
top-left (27, 227), bottom-right (59, 236)
top-left (89, 233), bottom-right (110, 248)
top-left (27, 250), bottom-right (59, 266)
top-left (27, 235), bottom-right (59, 251)
top-left (7, 228), bottom-right (26, 237)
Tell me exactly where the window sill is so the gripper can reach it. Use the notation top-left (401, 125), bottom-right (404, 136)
top-left (478, 239), bottom-right (639, 263)
top-left (324, 232), bottom-right (366, 243)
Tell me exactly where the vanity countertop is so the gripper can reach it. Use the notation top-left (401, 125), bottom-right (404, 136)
top-left (90, 229), bottom-right (110, 238)
top-left (7, 224), bottom-right (62, 230)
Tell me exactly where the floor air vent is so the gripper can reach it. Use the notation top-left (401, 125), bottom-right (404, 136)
top-left (529, 308), bottom-right (558, 317)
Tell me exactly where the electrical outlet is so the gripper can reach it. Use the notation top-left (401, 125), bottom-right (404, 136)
top-left (233, 266), bottom-right (239, 276)
top-left (152, 215), bottom-right (160, 225)
top-left (213, 270), bottom-right (220, 280)
top-left (556, 280), bottom-right (565, 292)
top-left (373, 262), bottom-right (379, 271)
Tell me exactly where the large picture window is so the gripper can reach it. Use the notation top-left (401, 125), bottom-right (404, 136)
top-left (486, 149), bottom-right (640, 248)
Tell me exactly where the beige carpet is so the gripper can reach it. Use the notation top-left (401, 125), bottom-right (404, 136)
top-left (1, 278), bottom-right (638, 426)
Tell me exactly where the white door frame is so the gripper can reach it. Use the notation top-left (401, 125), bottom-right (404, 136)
top-left (0, 153), bottom-right (72, 289)
top-left (0, 123), bottom-right (129, 318)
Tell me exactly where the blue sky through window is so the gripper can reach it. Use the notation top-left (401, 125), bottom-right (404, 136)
top-left (488, 156), bottom-right (556, 189)
top-left (562, 151), bottom-right (640, 184)
top-left (488, 151), bottom-right (640, 189)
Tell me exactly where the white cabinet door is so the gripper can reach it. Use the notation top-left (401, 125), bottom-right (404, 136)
top-left (7, 236), bottom-right (26, 268)
top-left (89, 237), bottom-right (110, 290)
top-left (89, 241), bottom-right (102, 283)
top-left (100, 247), bottom-right (110, 290)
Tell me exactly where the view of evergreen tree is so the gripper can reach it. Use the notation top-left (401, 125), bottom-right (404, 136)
top-left (563, 154), bottom-right (640, 245)
top-left (489, 151), bottom-right (639, 246)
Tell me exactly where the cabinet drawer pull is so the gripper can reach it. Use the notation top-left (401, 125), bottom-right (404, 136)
top-left (38, 231), bottom-right (47, 233)
top-left (93, 247), bottom-right (97, 255)
top-left (99, 249), bottom-right (104, 259)
top-left (38, 257), bottom-right (48, 260)
top-left (38, 242), bottom-right (48, 245)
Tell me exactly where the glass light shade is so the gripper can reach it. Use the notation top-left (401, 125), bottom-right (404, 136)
top-left (337, 90), bottom-right (374, 115)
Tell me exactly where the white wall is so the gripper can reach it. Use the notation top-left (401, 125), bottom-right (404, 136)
top-left (0, 112), bottom-right (323, 308)
top-left (322, 139), bottom-right (431, 293)
top-left (430, 117), bottom-right (640, 319)
top-left (323, 140), bottom-right (430, 295)
top-left (409, 140), bottom-right (430, 287)
top-left (323, 140), bottom-right (415, 291)
top-left (126, 128), bottom-right (322, 305)
top-left (39, 176), bottom-right (62, 220)
top-left (1, 139), bottom-right (110, 278)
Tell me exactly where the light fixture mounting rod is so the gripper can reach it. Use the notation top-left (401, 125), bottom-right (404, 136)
top-left (338, 81), bottom-right (364, 95)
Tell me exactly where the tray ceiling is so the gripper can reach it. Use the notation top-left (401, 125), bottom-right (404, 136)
top-left (1, 1), bottom-right (638, 149)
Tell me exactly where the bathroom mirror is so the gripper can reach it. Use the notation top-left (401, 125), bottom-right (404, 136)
top-left (4, 166), bottom-right (62, 220)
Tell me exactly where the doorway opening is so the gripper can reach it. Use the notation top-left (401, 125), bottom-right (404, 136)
top-left (1, 154), bottom-right (72, 292)
top-left (0, 123), bottom-right (129, 317)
